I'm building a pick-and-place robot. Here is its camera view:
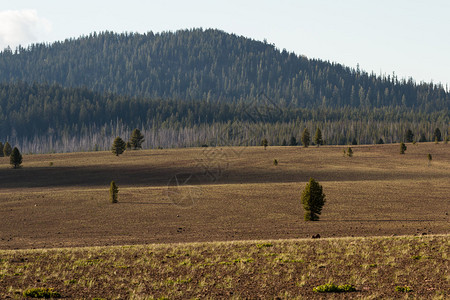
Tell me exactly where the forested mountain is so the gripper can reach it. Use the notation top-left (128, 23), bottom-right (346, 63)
top-left (0, 29), bottom-right (449, 111)
top-left (0, 29), bottom-right (448, 153)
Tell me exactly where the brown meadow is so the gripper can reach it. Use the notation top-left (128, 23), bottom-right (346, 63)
top-left (0, 142), bottom-right (449, 298)
top-left (0, 142), bottom-right (448, 249)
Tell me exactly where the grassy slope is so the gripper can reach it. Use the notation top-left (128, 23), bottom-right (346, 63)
top-left (0, 235), bottom-right (449, 299)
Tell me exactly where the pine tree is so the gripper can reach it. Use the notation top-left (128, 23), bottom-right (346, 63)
top-left (261, 138), bottom-right (268, 150)
top-left (301, 128), bottom-right (310, 148)
top-left (400, 142), bottom-right (407, 154)
top-left (314, 128), bottom-right (323, 146)
top-left (301, 178), bottom-right (326, 221)
top-left (111, 136), bottom-right (126, 156)
top-left (10, 147), bottom-right (22, 169)
top-left (3, 142), bottom-right (12, 157)
top-left (129, 128), bottom-right (145, 150)
top-left (347, 147), bottom-right (353, 157)
top-left (0, 142), bottom-right (3, 157)
top-left (433, 128), bottom-right (442, 142)
top-left (419, 133), bottom-right (427, 143)
top-left (110, 181), bottom-right (119, 203)
top-left (289, 136), bottom-right (297, 146)
top-left (351, 137), bottom-right (358, 145)
top-left (377, 138), bottom-right (384, 144)
top-left (282, 139), bottom-right (287, 146)
top-left (405, 129), bottom-right (414, 143)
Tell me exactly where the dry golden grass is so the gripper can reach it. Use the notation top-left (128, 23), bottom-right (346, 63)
top-left (0, 235), bottom-right (448, 299)
top-left (0, 142), bottom-right (449, 249)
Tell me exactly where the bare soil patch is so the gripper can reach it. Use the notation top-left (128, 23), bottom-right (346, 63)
top-left (0, 143), bottom-right (449, 250)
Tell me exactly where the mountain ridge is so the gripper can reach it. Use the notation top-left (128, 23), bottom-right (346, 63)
top-left (1, 28), bottom-right (448, 111)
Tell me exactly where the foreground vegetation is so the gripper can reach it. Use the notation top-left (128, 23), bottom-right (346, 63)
top-left (0, 235), bottom-right (448, 299)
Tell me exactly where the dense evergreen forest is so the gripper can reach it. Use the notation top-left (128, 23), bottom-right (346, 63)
top-left (0, 29), bottom-right (448, 153)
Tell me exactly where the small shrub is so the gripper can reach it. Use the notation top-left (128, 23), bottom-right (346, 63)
top-left (256, 243), bottom-right (273, 249)
top-left (347, 147), bottom-right (353, 157)
top-left (110, 181), bottom-right (118, 203)
top-left (395, 286), bottom-right (412, 292)
top-left (23, 287), bottom-right (61, 298)
top-left (313, 283), bottom-right (356, 293)
top-left (400, 142), bottom-right (407, 154)
top-left (261, 138), bottom-right (268, 150)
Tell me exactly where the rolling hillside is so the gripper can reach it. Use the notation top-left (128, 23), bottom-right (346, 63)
top-left (0, 29), bottom-right (448, 110)
top-left (0, 29), bottom-right (448, 152)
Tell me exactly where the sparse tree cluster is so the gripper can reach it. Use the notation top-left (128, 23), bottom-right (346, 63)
top-left (110, 129), bottom-right (145, 156)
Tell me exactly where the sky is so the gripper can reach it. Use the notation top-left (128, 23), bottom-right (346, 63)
top-left (1, 0), bottom-right (449, 87)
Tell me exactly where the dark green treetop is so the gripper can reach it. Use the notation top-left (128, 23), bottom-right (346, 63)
top-left (314, 128), bottom-right (323, 146)
top-left (3, 142), bottom-right (12, 157)
top-left (129, 129), bottom-right (145, 150)
top-left (301, 178), bottom-right (326, 221)
top-left (10, 147), bottom-right (22, 168)
top-left (301, 128), bottom-right (310, 148)
top-left (111, 136), bottom-right (127, 156)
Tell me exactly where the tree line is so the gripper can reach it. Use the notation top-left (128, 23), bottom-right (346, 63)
top-left (0, 82), bottom-right (447, 148)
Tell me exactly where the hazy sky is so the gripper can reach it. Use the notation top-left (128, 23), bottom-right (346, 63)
top-left (1, 0), bottom-right (449, 86)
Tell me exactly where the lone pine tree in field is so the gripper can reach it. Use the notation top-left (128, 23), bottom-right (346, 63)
top-left (347, 147), bottom-right (353, 157)
top-left (10, 147), bottom-right (23, 169)
top-left (129, 128), bottom-right (145, 150)
top-left (314, 128), bottom-right (323, 146)
top-left (301, 178), bottom-right (326, 221)
top-left (110, 181), bottom-right (119, 203)
top-left (3, 141), bottom-right (12, 157)
top-left (261, 138), bottom-right (268, 150)
top-left (301, 128), bottom-right (310, 147)
top-left (400, 142), bottom-right (407, 154)
top-left (0, 142), bottom-right (3, 157)
top-left (111, 136), bottom-right (126, 156)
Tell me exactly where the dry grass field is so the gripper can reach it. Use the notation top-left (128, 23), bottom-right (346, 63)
top-left (0, 235), bottom-right (448, 299)
top-left (0, 142), bottom-right (449, 298)
top-left (0, 142), bottom-right (448, 250)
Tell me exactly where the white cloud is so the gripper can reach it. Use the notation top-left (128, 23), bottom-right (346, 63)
top-left (0, 9), bottom-right (52, 51)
